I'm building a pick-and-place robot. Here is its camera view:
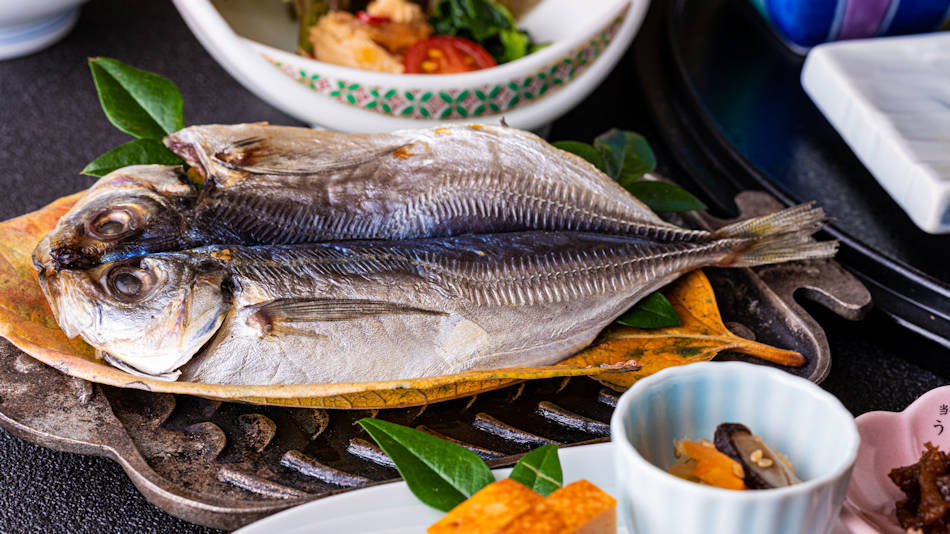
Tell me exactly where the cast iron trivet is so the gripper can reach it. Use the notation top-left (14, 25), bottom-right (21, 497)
top-left (0, 192), bottom-right (871, 530)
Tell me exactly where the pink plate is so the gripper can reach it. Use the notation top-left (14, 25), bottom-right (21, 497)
top-left (842, 385), bottom-right (950, 533)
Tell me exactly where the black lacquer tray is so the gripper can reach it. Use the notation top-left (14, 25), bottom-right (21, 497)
top-left (633, 0), bottom-right (950, 346)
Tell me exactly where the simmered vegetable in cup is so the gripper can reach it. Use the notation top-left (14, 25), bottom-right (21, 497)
top-left (670, 423), bottom-right (802, 490)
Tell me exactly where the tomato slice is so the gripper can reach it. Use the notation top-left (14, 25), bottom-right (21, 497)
top-left (404, 36), bottom-right (497, 74)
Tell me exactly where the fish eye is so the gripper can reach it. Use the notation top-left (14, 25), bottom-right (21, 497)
top-left (86, 208), bottom-right (137, 240)
top-left (105, 265), bottom-right (156, 302)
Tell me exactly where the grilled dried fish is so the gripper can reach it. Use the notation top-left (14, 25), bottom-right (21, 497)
top-left (38, 205), bottom-right (836, 384)
top-left (35, 123), bottom-right (711, 272)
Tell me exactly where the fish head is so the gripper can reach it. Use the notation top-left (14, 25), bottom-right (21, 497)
top-left (33, 165), bottom-right (196, 273)
top-left (38, 253), bottom-right (230, 377)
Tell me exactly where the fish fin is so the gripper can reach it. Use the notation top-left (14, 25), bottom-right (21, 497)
top-left (720, 229), bottom-right (839, 268)
top-left (103, 353), bottom-right (182, 381)
top-left (259, 324), bottom-right (330, 340)
top-left (710, 202), bottom-right (827, 240)
top-left (709, 202), bottom-right (838, 266)
top-left (245, 297), bottom-right (447, 332)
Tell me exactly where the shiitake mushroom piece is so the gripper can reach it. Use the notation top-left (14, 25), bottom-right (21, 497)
top-left (713, 423), bottom-right (801, 490)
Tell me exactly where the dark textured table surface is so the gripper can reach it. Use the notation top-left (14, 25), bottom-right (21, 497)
top-left (0, 1), bottom-right (948, 532)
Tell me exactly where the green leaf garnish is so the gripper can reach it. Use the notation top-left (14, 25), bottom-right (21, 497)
top-left (82, 139), bottom-right (184, 177)
top-left (89, 57), bottom-right (185, 140)
top-left (586, 128), bottom-right (705, 214)
top-left (357, 418), bottom-right (495, 512)
top-left (624, 181), bottom-right (707, 213)
top-left (616, 291), bottom-right (682, 329)
top-left (508, 443), bottom-right (562, 495)
top-left (552, 141), bottom-right (607, 174)
top-left (593, 129), bottom-right (656, 185)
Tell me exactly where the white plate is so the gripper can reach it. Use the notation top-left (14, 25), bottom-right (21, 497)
top-left (235, 442), bottom-right (852, 534)
top-left (802, 33), bottom-right (950, 234)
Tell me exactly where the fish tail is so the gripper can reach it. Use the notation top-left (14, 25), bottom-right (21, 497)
top-left (713, 203), bottom-right (838, 267)
top-left (710, 202), bottom-right (827, 240)
top-left (723, 234), bottom-right (839, 267)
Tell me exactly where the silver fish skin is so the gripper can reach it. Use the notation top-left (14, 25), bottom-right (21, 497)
top-left (31, 123), bottom-right (713, 273)
top-left (166, 123), bottom-right (703, 244)
top-left (38, 204), bottom-right (836, 385)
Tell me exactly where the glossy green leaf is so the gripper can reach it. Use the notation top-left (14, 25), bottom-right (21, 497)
top-left (81, 139), bottom-right (184, 177)
top-left (508, 444), bottom-right (562, 495)
top-left (616, 291), bottom-right (682, 329)
top-left (552, 141), bottom-right (607, 174)
top-left (357, 418), bottom-right (494, 512)
top-left (593, 129), bottom-right (656, 184)
top-left (89, 57), bottom-right (185, 140)
top-left (623, 181), bottom-right (707, 213)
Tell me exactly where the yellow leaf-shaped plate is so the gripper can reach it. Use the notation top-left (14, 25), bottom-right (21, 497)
top-left (0, 194), bottom-right (803, 408)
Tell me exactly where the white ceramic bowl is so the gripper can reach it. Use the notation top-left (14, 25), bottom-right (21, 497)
top-left (171, 0), bottom-right (648, 132)
top-left (610, 362), bottom-right (860, 534)
top-left (0, 0), bottom-right (86, 60)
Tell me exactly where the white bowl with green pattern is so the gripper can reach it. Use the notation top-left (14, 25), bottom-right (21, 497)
top-left (172, 0), bottom-right (648, 132)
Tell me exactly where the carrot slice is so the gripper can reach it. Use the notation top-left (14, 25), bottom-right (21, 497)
top-left (678, 440), bottom-right (747, 490)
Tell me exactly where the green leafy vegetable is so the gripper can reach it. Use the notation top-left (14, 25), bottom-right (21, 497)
top-left (497, 28), bottom-right (530, 63)
top-left (593, 129), bottom-right (656, 186)
top-left (430, 0), bottom-right (538, 64)
top-left (292, 0), bottom-right (329, 55)
top-left (624, 181), bottom-right (707, 213)
top-left (616, 291), bottom-right (682, 329)
top-left (82, 139), bottom-right (184, 177)
top-left (508, 444), bottom-right (562, 495)
top-left (552, 141), bottom-right (606, 174)
top-left (89, 57), bottom-right (185, 140)
top-left (357, 418), bottom-right (495, 512)
top-left (528, 42), bottom-right (551, 54)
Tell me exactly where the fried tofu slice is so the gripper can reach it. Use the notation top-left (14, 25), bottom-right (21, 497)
top-left (501, 479), bottom-right (617, 534)
top-left (427, 478), bottom-right (543, 534)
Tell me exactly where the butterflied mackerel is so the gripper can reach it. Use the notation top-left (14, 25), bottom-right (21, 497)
top-left (35, 123), bottom-right (714, 272)
top-left (38, 205), bottom-right (837, 385)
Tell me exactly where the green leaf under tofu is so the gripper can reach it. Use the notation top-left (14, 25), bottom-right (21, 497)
top-left (357, 418), bottom-right (495, 512)
top-left (508, 444), bottom-right (563, 495)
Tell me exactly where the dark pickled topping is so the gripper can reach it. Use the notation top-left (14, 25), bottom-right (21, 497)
top-left (889, 442), bottom-right (950, 533)
top-left (713, 423), bottom-right (801, 490)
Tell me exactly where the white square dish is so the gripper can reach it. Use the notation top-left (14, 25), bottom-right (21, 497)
top-left (801, 33), bottom-right (950, 234)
